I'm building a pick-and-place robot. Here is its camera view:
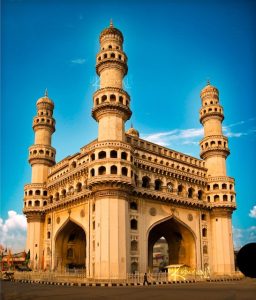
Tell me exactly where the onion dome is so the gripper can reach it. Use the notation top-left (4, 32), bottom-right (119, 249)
top-left (200, 80), bottom-right (219, 99)
top-left (126, 124), bottom-right (139, 137)
top-left (36, 89), bottom-right (54, 108)
top-left (99, 20), bottom-right (124, 43)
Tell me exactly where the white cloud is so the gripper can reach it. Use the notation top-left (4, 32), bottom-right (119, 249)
top-left (232, 226), bottom-right (256, 250)
top-left (71, 58), bottom-right (86, 64)
top-left (0, 211), bottom-right (27, 252)
top-left (249, 205), bottom-right (256, 218)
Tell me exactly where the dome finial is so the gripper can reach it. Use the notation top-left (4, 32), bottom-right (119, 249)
top-left (110, 19), bottom-right (113, 28)
top-left (207, 79), bottom-right (210, 86)
top-left (45, 88), bottom-right (48, 97)
top-left (131, 122), bottom-right (133, 128)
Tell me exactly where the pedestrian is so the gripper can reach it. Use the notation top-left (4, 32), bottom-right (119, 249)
top-left (143, 272), bottom-right (149, 285)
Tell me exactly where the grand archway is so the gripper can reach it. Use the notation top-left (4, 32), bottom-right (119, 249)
top-left (55, 220), bottom-right (86, 271)
top-left (148, 217), bottom-right (196, 271)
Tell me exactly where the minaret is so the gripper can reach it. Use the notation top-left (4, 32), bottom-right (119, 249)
top-left (199, 82), bottom-right (236, 275)
top-left (92, 20), bottom-right (131, 141)
top-left (23, 90), bottom-right (56, 269)
top-left (88, 22), bottom-right (134, 279)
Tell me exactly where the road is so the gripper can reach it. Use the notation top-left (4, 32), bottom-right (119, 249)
top-left (1, 279), bottom-right (256, 300)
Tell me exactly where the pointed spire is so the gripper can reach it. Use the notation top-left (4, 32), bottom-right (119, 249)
top-left (44, 88), bottom-right (48, 97)
top-left (131, 122), bottom-right (133, 128)
top-left (207, 79), bottom-right (210, 86)
top-left (110, 19), bottom-right (113, 28)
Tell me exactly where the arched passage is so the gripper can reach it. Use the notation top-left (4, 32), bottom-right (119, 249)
top-left (55, 220), bottom-right (86, 271)
top-left (148, 217), bottom-right (196, 271)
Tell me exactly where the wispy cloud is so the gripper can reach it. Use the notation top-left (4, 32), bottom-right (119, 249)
top-left (249, 205), bottom-right (256, 218)
top-left (0, 211), bottom-right (27, 252)
top-left (142, 118), bottom-right (256, 149)
top-left (233, 226), bottom-right (256, 250)
top-left (71, 58), bottom-right (86, 65)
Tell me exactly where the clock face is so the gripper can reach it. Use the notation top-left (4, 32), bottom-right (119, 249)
top-left (167, 184), bottom-right (173, 192)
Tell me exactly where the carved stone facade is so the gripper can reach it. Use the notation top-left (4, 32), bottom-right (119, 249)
top-left (23, 22), bottom-right (236, 279)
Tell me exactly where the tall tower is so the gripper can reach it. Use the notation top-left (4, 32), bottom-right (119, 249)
top-left (199, 82), bottom-right (236, 275)
top-left (23, 91), bottom-right (56, 269)
top-left (92, 20), bottom-right (131, 141)
top-left (88, 22), bottom-right (134, 279)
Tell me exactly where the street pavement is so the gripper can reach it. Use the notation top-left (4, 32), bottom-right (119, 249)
top-left (1, 279), bottom-right (256, 300)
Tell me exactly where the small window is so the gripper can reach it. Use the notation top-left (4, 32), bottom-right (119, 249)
top-left (201, 214), bottom-right (206, 221)
top-left (98, 166), bottom-right (106, 175)
top-left (130, 219), bottom-right (137, 230)
top-left (203, 245), bottom-right (208, 254)
top-left (35, 190), bottom-right (41, 195)
top-left (91, 153), bottom-right (95, 161)
top-left (47, 217), bottom-right (51, 224)
top-left (223, 195), bottom-right (228, 201)
top-left (188, 187), bottom-right (194, 198)
top-left (202, 228), bottom-right (207, 237)
top-left (131, 240), bottom-right (138, 251)
top-left (91, 169), bottom-right (95, 177)
top-left (111, 165), bottom-right (118, 174)
top-left (130, 202), bottom-right (137, 210)
top-left (110, 94), bottom-right (116, 101)
top-left (98, 151), bottom-right (106, 159)
top-left (47, 231), bottom-right (51, 239)
top-left (142, 176), bottom-right (150, 188)
top-left (155, 179), bottom-right (162, 191)
top-left (35, 200), bottom-right (40, 207)
top-left (198, 190), bottom-right (203, 200)
top-left (121, 152), bottom-right (127, 160)
top-left (110, 150), bottom-right (117, 158)
top-left (122, 167), bottom-right (128, 176)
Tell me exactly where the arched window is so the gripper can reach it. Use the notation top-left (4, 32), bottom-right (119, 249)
top-left (203, 245), bottom-right (208, 254)
top-left (221, 183), bottom-right (227, 189)
top-left (103, 53), bottom-right (107, 59)
top-left (198, 190), bottom-right (203, 200)
top-left (61, 189), bottom-right (66, 197)
top-left (213, 184), bottom-right (219, 190)
top-left (67, 248), bottom-right (73, 258)
top-left (35, 190), bottom-right (40, 195)
top-left (119, 96), bottom-right (123, 104)
top-left (29, 190), bottom-right (33, 196)
top-left (131, 240), bottom-right (138, 251)
top-left (111, 165), bottom-right (118, 174)
top-left (121, 152), bottom-right (127, 160)
top-left (214, 195), bottom-right (219, 202)
top-left (47, 217), bottom-right (51, 224)
top-left (110, 52), bottom-right (115, 58)
top-left (49, 195), bottom-right (53, 203)
top-left (207, 185), bottom-right (210, 191)
top-left (130, 219), bottom-right (138, 230)
top-left (110, 150), bottom-right (117, 158)
top-left (68, 186), bottom-right (74, 195)
top-left (76, 182), bottom-right (82, 192)
top-left (130, 202), bottom-right (137, 210)
top-left (47, 232), bottom-right (51, 239)
top-left (71, 161), bottom-right (76, 169)
top-left (55, 192), bottom-right (60, 201)
top-left (207, 196), bottom-right (210, 202)
top-left (223, 195), bottom-right (228, 201)
top-left (98, 151), bottom-right (106, 159)
top-left (131, 262), bottom-right (138, 274)
top-left (43, 201), bottom-right (47, 206)
top-left (122, 167), bottom-right (128, 176)
top-left (142, 176), bottom-right (150, 188)
top-left (177, 184), bottom-right (183, 194)
top-left (91, 153), bottom-right (95, 161)
top-left (167, 182), bottom-right (173, 192)
top-left (154, 179), bottom-right (162, 191)
top-left (91, 168), bottom-right (95, 177)
top-left (110, 94), bottom-right (116, 101)
top-left (201, 214), bottom-right (206, 221)
top-left (202, 228), bottom-right (207, 237)
top-left (28, 201), bottom-right (32, 207)
top-left (35, 200), bottom-right (40, 207)
top-left (102, 95), bottom-right (107, 102)
top-left (188, 187), bottom-right (194, 198)
top-left (108, 45), bottom-right (112, 49)
top-left (230, 184), bottom-right (233, 190)
top-left (43, 190), bottom-right (47, 196)
top-left (98, 166), bottom-right (106, 175)
top-left (92, 203), bottom-right (95, 212)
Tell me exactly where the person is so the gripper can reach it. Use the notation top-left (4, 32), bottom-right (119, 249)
top-left (143, 272), bottom-right (149, 285)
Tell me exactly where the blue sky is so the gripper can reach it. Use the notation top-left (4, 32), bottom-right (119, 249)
top-left (1, 0), bottom-right (256, 251)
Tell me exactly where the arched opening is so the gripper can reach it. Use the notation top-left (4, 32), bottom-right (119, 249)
top-left (152, 237), bottom-right (169, 272)
top-left (90, 168), bottom-right (95, 177)
top-left (130, 201), bottom-right (137, 210)
top-left (177, 184), bottom-right (183, 194)
top-left (131, 240), bottom-right (138, 251)
top-left (101, 95), bottom-right (107, 102)
top-left (142, 176), bottom-right (150, 188)
top-left (131, 262), bottom-right (138, 274)
top-left (223, 195), bottom-right (228, 201)
top-left (110, 165), bottom-right (117, 174)
top-left (188, 187), bottom-right (194, 198)
top-left (222, 183), bottom-right (227, 189)
top-left (110, 150), bottom-right (117, 158)
top-left (110, 52), bottom-right (115, 58)
top-left (154, 179), bottom-right (162, 191)
top-left (122, 167), bottom-right (128, 176)
top-left (35, 190), bottom-right (41, 195)
top-left (98, 166), bottom-right (106, 175)
top-left (121, 152), bottom-right (127, 160)
top-left (76, 182), bottom-right (82, 192)
top-left (55, 220), bottom-right (86, 272)
top-left (91, 153), bottom-right (95, 161)
top-left (167, 182), bottom-right (173, 192)
top-left (98, 151), bottom-right (106, 159)
top-left (214, 195), bottom-right (219, 202)
top-left (35, 200), bottom-right (40, 207)
top-left (48, 217), bottom-right (51, 224)
top-left (61, 189), bottom-right (66, 198)
top-left (202, 228), bottom-right (207, 237)
top-left (71, 161), bottom-right (76, 169)
top-left (148, 217), bottom-right (196, 271)
top-left (198, 190), bottom-right (203, 200)
top-left (119, 96), bottom-right (123, 104)
top-left (213, 184), bottom-right (219, 190)
top-left (130, 219), bottom-right (138, 230)
top-left (110, 94), bottom-right (116, 101)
